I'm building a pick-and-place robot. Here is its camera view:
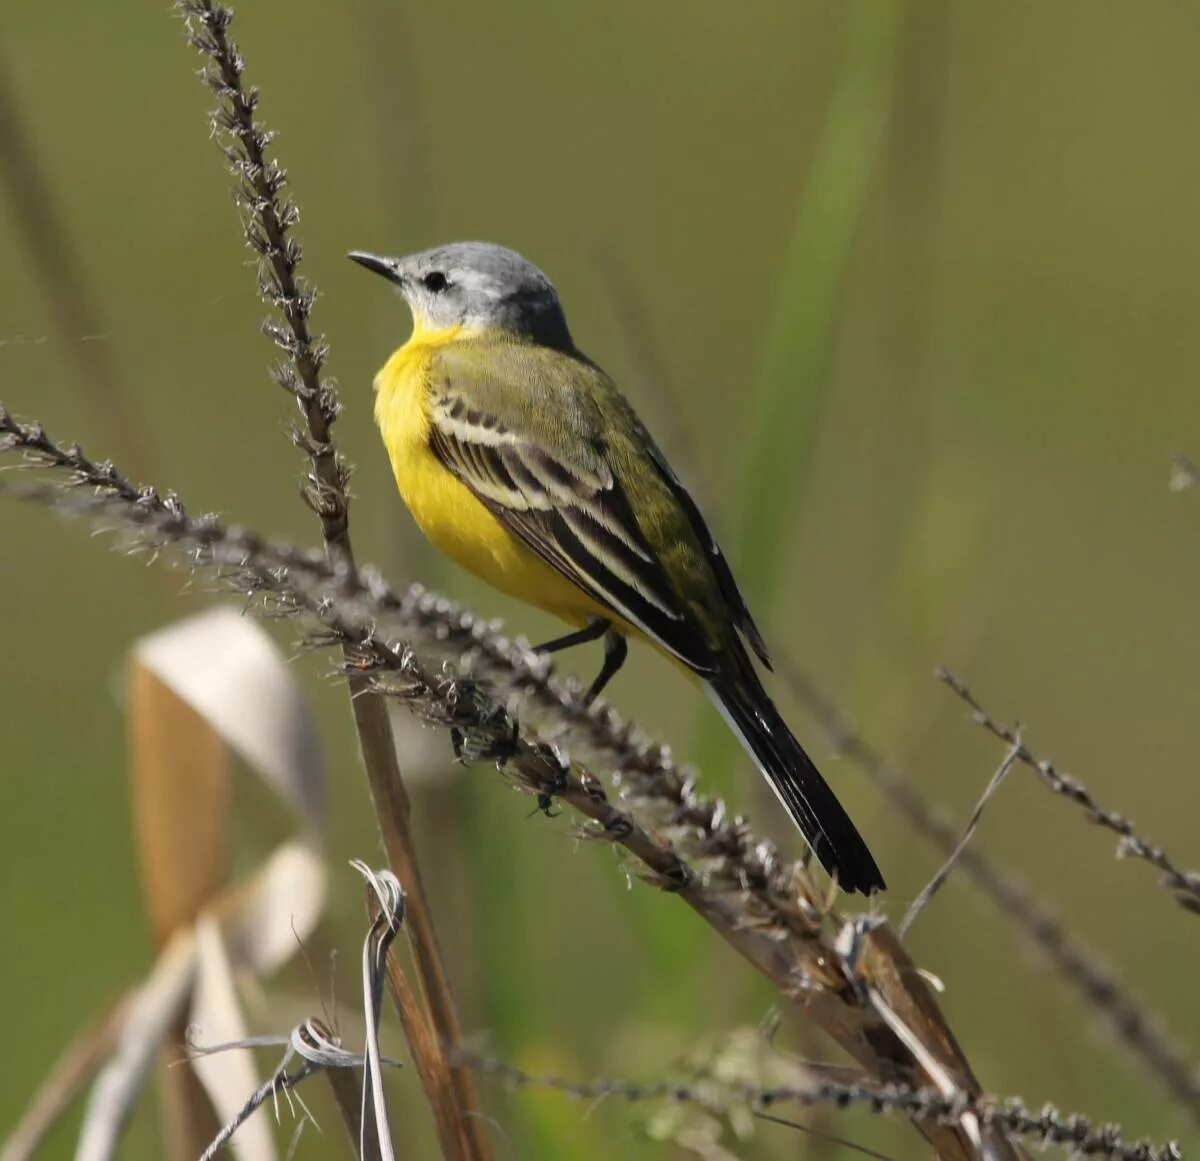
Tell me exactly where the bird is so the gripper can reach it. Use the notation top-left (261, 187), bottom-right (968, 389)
top-left (349, 241), bottom-right (885, 894)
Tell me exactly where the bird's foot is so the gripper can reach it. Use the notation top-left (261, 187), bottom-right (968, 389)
top-left (452, 715), bottom-right (521, 765)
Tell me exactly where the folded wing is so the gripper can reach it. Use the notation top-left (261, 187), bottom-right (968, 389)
top-left (426, 357), bottom-right (718, 674)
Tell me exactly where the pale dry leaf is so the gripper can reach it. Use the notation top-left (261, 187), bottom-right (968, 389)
top-left (76, 845), bottom-right (325, 1161)
top-left (128, 660), bottom-right (231, 944)
top-left (190, 916), bottom-right (278, 1161)
top-left (134, 606), bottom-right (325, 834)
top-left (77, 930), bottom-right (198, 1161)
top-left (215, 839), bottom-right (327, 976)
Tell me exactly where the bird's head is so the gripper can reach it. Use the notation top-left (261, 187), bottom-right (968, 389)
top-left (348, 241), bottom-right (573, 349)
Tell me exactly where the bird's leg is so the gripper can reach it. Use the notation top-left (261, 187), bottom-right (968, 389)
top-left (531, 616), bottom-right (609, 655)
top-left (583, 632), bottom-right (628, 705)
top-left (531, 617), bottom-right (625, 705)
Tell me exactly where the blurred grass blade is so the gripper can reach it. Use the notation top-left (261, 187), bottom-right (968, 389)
top-left (0, 60), bottom-right (151, 480)
top-left (128, 617), bottom-right (232, 1157)
top-left (66, 610), bottom-right (332, 1160)
top-left (739, 2), bottom-right (900, 601)
top-left (189, 916), bottom-right (278, 1161)
top-left (76, 931), bottom-right (198, 1161)
top-left (128, 652), bottom-right (230, 947)
top-left (699, 1), bottom-right (902, 782)
top-left (12, 609), bottom-right (330, 1161)
top-left (213, 840), bottom-right (327, 974)
top-left (73, 843), bottom-right (327, 1160)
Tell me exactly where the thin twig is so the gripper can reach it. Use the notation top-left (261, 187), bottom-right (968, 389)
top-left (899, 735), bottom-right (1022, 938)
top-left (171, 2), bottom-right (488, 1152)
top-left (0, 406), bottom-right (175, 507)
top-left (937, 668), bottom-right (1200, 915)
top-left (198, 1060), bottom-right (318, 1161)
top-left (460, 1053), bottom-right (1179, 1161)
top-left (190, 1017), bottom-right (405, 1160)
top-left (374, 924), bottom-right (468, 1161)
top-left (773, 651), bottom-right (1200, 1123)
top-left (362, 861), bottom-right (482, 1161)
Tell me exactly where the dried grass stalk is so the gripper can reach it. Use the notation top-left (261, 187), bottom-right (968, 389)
top-left (170, 1), bottom-right (489, 1151)
top-left (462, 1053), bottom-right (1178, 1161)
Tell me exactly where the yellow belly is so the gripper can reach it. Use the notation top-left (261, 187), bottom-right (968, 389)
top-left (373, 334), bottom-right (610, 630)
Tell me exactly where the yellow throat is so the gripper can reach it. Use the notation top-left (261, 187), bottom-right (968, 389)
top-left (372, 324), bottom-right (612, 630)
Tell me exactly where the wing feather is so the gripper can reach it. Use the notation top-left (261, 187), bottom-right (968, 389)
top-left (427, 386), bottom-right (715, 673)
top-left (644, 443), bottom-right (772, 668)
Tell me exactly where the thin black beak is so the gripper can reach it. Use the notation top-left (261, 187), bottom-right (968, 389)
top-left (347, 250), bottom-right (404, 285)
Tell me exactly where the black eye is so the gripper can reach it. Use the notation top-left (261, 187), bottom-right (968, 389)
top-left (422, 271), bottom-right (448, 293)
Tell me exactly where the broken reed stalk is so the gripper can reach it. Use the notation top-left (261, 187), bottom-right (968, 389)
top-left (0, 431), bottom-right (1029, 1160)
top-left (172, 1), bottom-right (488, 1153)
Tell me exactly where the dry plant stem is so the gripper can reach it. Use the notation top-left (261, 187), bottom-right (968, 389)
top-left (0, 470), bottom-right (1012, 1160)
top-left (460, 1054), bottom-right (1178, 1161)
top-left (325, 1069), bottom-right (381, 1161)
top-left (937, 668), bottom-right (1200, 914)
top-left (197, 1062), bottom-right (318, 1161)
top-left (899, 736), bottom-right (1022, 938)
top-left (343, 666), bottom-right (490, 1152)
top-left (369, 896), bottom-right (470, 1161)
top-left (191, 1016), bottom-right (399, 1159)
top-left (174, 0), bottom-right (347, 546)
top-left (772, 653), bottom-right (1200, 1124)
top-left (172, 2), bottom-right (488, 1153)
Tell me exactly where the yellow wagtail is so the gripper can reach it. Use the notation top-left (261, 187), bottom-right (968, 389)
top-left (349, 242), bottom-right (884, 894)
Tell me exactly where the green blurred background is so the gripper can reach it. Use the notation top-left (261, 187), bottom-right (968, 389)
top-left (2, 1), bottom-right (1199, 1156)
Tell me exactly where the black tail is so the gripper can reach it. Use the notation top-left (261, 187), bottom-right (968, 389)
top-left (707, 671), bottom-right (885, 894)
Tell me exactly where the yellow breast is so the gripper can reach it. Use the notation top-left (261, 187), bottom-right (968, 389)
top-left (372, 329), bottom-right (606, 629)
